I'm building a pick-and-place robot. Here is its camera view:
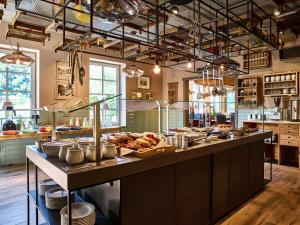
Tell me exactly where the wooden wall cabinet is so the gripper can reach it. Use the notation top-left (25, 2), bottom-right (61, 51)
top-left (237, 77), bottom-right (262, 108)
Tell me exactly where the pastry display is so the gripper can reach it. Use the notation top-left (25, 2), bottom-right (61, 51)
top-left (108, 133), bottom-right (160, 152)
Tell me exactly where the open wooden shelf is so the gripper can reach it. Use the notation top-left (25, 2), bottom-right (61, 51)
top-left (237, 76), bottom-right (262, 108)
top-left (263, 72), bottom-right (298, 96)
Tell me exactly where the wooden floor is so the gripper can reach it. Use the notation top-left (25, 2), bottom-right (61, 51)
top-left (0, 164), bottom-right (299, 225)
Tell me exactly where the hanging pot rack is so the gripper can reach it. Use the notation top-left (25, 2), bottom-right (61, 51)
top-left (15, 0), bottom-right (279, 76)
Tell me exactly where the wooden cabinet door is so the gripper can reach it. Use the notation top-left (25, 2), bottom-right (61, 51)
top-left (175, 155), bottom-right (211, 225)
top-left (121, 166), bottom-right (174, 225)
top-left (249, 140), bottom-right (265, 194)
top-left (229, 145), bottom-right (250, 209)
top-left (212, 150), bottom-right (230, 222)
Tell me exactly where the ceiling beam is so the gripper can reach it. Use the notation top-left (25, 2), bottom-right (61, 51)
top-left (103, 40), bottom-right (121, 49)
top-left (13, 20), bottom-right (45, 33)
top-left (6, 32), bottom-right (44, 43)
top-left (8, 25), bottom-right (50, 38)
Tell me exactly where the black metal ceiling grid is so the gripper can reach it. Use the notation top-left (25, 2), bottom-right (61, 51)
top-left (15, 0), bottom-right (278, 75)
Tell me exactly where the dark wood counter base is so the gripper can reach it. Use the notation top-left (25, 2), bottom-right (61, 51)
top-left (26, 132), bottom-right (271, 225)
top-left (111, 140), bottom-right (264, 225)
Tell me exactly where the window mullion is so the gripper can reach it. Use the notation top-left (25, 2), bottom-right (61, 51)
top-left (5, 65), bottom-right (8, 101)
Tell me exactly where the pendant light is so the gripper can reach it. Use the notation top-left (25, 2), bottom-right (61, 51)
top-left (170, 6), bottom-right (179, 14)
top-left (153, 64), bottom-right (161, 74)
top-left (187, 60), bottom-right (192, 69)
top-left (153, 58), bottom-right (161, 74)
top-left (123, 64), bottom-right (144, 78)
top-left (0, 44), bottom-right (34, 65)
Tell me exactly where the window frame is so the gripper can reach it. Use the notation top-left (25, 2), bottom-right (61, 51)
top-left (89, 60), bottom-right (121, 126)
top-left (0, 46), bottom-right (37, 120)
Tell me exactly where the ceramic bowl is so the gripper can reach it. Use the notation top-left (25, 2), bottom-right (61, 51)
top-left (66, 148), bottom-right (84, 165)
top-left (102, 143), bottom-right (117, 159)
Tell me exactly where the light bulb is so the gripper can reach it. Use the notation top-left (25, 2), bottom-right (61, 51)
top-left (16, 59), bottom-right (20, 65)
top-left (273, 8), bottom-right (281, 16)
top-left (170, 6), bottom-right (179, 15)
top-left (153, 64), bottom-right (161, 74)
top-left (187, 61), bottom-right (192, 69)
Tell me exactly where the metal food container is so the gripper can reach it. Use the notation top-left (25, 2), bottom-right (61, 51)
top-left (290, 100), bottom-right (300, 121)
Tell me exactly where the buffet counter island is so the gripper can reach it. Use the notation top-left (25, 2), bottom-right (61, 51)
top-left (26, 131), bottom-right (272, 225)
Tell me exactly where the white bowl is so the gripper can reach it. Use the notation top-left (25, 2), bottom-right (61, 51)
top-left (42, 142), bottom-right (74, 157)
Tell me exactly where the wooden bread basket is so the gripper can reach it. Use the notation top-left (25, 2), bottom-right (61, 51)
top-left (130, 140), bottom-right (176, 158)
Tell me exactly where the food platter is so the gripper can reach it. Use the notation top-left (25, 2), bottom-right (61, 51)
top-left (108, 133), bottom-right (176, 158)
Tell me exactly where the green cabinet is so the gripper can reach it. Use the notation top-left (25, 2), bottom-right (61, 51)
top-left (0, 138), bottom-right (36, 166)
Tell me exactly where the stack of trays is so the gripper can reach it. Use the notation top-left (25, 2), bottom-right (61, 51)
top-left (45, 187), bottom-right (71, 210)
top-left (60, 202), bottom-right (96, 225)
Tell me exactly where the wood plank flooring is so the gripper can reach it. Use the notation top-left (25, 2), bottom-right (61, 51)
top-left (0, 164), bottom-right (299, 225)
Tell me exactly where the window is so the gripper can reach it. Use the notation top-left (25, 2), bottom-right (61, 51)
top-left (189, 80), bottom-right (235, 116)
top-left (0, 48), bottom-right (36, 121)
top-left (89, 61), bottom-right (120, 127)
top-left (226, 89), bottom-right (235, 114)
top-left (189, 83), bottom-right (222, 114)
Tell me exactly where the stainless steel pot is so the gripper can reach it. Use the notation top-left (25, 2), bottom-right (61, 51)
top-left (290, 100), bottom-right (300, 121)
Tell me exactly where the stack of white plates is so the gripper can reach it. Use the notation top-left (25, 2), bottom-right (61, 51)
top-left (60, 202), bottom-right (96, 225)
top-left (45, 187), bottom-right (69, 210)
top-left (39, 179), bottom-right (58, 196)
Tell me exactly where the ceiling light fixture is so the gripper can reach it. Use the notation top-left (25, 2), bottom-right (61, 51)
top-left (273, 8), bottom-right (281, 16)
top-left (187, 60), bottom-right (192, 69)
top-left (0, 44), bottom-right (35, 65)
top-left (170, 6), bottom-right (179, 15)
top-left (123, 64), bottom-right (144, 78)
top-left (153, 63), bottom-right (161, 74)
